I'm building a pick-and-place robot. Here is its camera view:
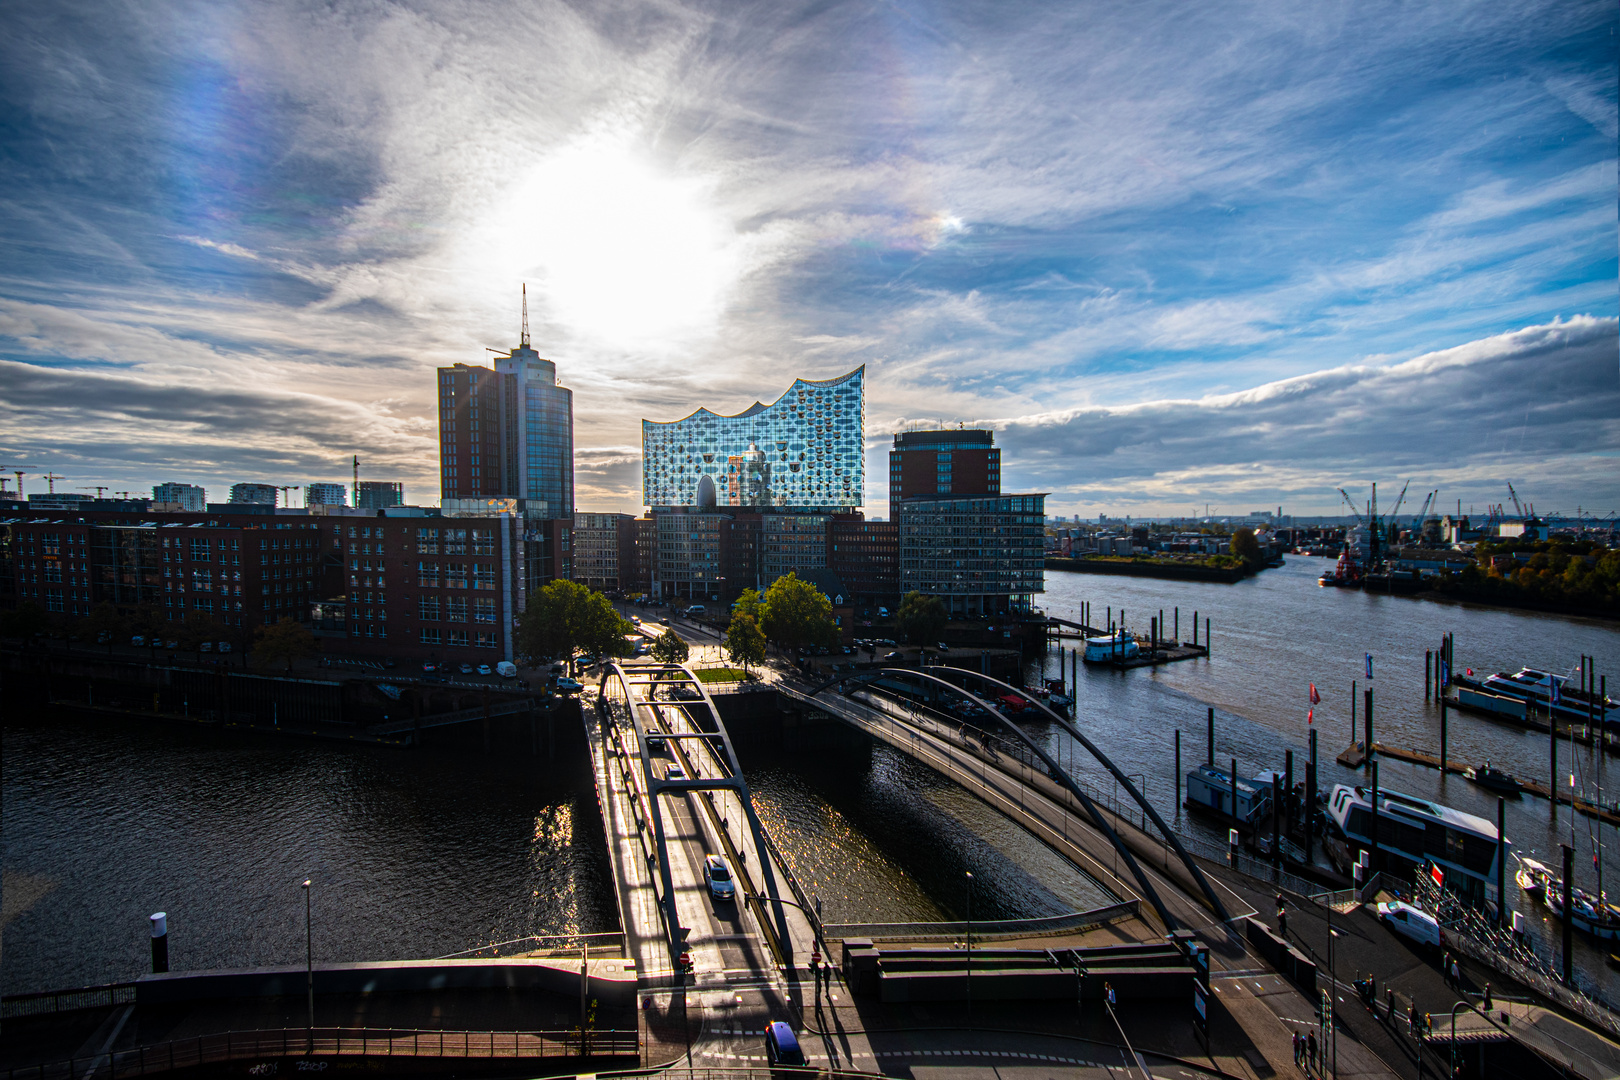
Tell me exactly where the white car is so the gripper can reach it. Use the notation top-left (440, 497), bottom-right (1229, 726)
top-left (1375, 900), bottom-right (1443, 949)
top-left (704, 854), bottom-right (736, 901)
top-left (664, 764), bottom-right (686, 781)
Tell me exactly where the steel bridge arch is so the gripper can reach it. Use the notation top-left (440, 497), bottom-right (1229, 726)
top-left (596, 662), bottom-right (789, 965)
top-left (808, 665), bottom-right (1229, 928)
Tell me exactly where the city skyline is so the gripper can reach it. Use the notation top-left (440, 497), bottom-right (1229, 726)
top-left (0, 0), bottom-right (1614, 518)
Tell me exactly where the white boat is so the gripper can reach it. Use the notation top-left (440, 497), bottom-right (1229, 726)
top-left (1479, 667), bottom-right (1618, 725)
top-left (1515, 856), bottom-right (1552, 898)
top-left (1082, 632), bottom-right (1139, 663)
top-left (1532, 867), bottom-right (1620, 941)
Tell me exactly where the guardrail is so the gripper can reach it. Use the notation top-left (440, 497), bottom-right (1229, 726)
top-left (434, 931), bottom-right (626, 961)
top-left (824, 899), bottom-right (1140, 942)
top-left (1, 983), bottom-right (136, 1019)
top-left (2, 1027), bottom-right (640, 1080)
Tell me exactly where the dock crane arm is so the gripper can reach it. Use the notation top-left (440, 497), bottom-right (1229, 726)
top-left (1337, 488), bottom-right (1364, 525)
top-left (1507, 482), bottom-right (1524, 519)
top-left (1388, 480), bottom-right (1411, 523)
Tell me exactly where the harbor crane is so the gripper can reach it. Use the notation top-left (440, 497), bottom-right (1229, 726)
top-left (1337, 487), bottom-right (1364, 524)
top-left (42, 473), bottom-right (65, 494)
top-left (1385, 480), bottom-right (1411, 544)
top-left (1507, 482), bottom-right (1524, 519)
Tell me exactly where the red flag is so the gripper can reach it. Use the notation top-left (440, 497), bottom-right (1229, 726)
top-left (1307, 707), bottom-right (1314, 725)
top-left (1309, 683), bottom-right (1321, 705)
top-left (1429, 863), bottom-right (1445, 887)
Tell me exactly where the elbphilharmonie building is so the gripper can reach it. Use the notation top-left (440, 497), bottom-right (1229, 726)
top-left (641, 367), bottom-right (865, 512)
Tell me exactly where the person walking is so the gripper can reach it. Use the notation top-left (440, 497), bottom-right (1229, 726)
top-left (1307, 1030), bottom-right (1318, 1073)
top-left (1293, 1030), bottom-right (1302, 1066)
top-left (1450, 957), bottom-right (1461, 989)
top-left (1409, 999), bottom-right (1419, 1034)
top-left (1442, 950), bottom-right (1452, 987)
top-left (1277, 893), bottom-right (1289, 938)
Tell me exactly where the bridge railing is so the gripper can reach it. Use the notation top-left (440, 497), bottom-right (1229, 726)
top-left (824, 899), bottom-right (1140, 942)
top-left (1, 982), bottom-right (136, 1019)
top-left (434, 931), bottom-right (626, 961)
top-left (2, 1027), bottom-right (641, 1080)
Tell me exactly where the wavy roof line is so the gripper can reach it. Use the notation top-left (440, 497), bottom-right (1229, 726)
top-left (644, 366), bottom-right (864, 427)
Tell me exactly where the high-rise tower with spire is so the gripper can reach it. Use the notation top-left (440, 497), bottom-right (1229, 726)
top-left (435, 287), bottom-right (574, 520)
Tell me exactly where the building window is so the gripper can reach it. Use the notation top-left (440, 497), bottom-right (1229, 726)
top-left (417, 562), bottom-right (441, 588)
top-left (447, 596), bottom-right (467, 622)
top-left (471, 530), bottom-right (495, 555)
top-left (448, 629), bottom-right (468, 647)
top-left (445, 563), bottom-right (468, 588)
top-left (418, 596), bottom-right (440, 620)
top-left (444, 529), bottom-right (467, 555)
top-left (473, 564), bottom-right (496, 589)
top-left (475, 598), bottom-right (496, 623)
top-left (419, 628), bottom-right (441, 645)
top-left (417, 528), bottom-right (440, 554)
top-left (475, 631), bottom-right (497, 648)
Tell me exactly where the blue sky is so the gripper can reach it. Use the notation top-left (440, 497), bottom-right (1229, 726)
top-left (0, 0), bottom-right (1614, 518)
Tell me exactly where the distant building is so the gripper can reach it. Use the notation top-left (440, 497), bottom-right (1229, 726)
top-left (27, 492), bottom-right (92, 509)
top-left (228, 483), bottom-right (278, 505)
top-left (356, 481), bottom-right (404, 509)
top-left (306, 483), bottom-right (347, 506)
top-left (152, 483), bottom-right (206, 512)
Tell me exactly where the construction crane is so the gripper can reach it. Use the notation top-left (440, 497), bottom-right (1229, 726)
top-left (1337, 488), bottom-right (1364, 524)
top-left (1385, 480), bottom-right (1411, 546)
top-left (82, 486), bottom-right (109, 499)
top-left (1507, 482), bottom-right (1524, 519)
top-left (12, 471), bottom-right (23, 497)
top-left (115, 491), bottom-right (137, 499)
top-left (42, 473), bottom-right (65, 494)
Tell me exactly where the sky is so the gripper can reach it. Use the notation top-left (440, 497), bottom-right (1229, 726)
top-left (0, 0), bottom-right (1615, 520)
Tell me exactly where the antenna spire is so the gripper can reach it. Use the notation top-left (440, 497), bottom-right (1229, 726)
top-left (520, 283), bottom-right (530, 348)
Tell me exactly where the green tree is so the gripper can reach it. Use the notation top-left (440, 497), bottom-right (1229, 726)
top-left (177, 611), bottom-right (218, 657)
top-left (724, 611), bottom-right (766, 677)
top-left (894, 591), bottom-right (947, 654)
top-left (515, 580), bottom-right (633, 673)
top-left (759, 572), bottom-right (840, 655)
top-left (1230, 527), bottom-right (1262, 571)
top-left (650, 628), bottom-right (690, 665)
top-left (83, 601), bottom-right (127, 655)
top-left (731, 587), bottom-right (763, 624)
top-left (253, 616), bottom-right (316, 672)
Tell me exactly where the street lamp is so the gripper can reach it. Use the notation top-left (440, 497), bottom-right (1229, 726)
top-left (965, 871), bottom-right (974, 1023)
top-left (302, 879), bottom-right (314, 1036)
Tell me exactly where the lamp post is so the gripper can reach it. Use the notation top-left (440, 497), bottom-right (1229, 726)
top-left (302, 879), bottom-right (314, 1037)
top-left (1328, 924), bottom-right (1340, 1080)
top-left (965, 871), bottom-right (974, 1023)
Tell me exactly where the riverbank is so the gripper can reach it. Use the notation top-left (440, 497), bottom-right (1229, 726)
top-left (1045, 555), bottom-right (1251, 583)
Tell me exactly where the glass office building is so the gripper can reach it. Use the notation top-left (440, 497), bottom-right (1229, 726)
top-left (642, 367), bottom-right (864, 511)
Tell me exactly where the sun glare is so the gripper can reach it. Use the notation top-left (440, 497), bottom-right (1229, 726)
top-left (487, 138), bottom-right (738, 349)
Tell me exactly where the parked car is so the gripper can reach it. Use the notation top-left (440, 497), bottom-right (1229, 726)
top-left (555, 676), bottom-right (584, 694)
top-left (476, 664), bottom-right (492, 676)
top-left (496, 661), bottom-right (517, 678)
top-left (704, 854), bottom-right (736, 901)
top-left (165, 640), bottom-right (178, 649)
top-left (1375, 901), bottom-right (1443, 949)
top-left (765, 1022), bottom-right (805, 1071)
top-left (936, 642), bottom-right (950, 652)
top-left (218, 642), bottom-right (232, 653)
top-left (199, 641), bottom-right (213, 652)
top-left (422, 662), bottom-right (437, 673)
top-left (882, 651), bottom-right (901, 661)
top-left (130, 636), bottom-right (145, 647)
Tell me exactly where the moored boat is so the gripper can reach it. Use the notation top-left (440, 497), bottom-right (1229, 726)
top-left (1477, 667), bottom-right (1618, 725)
top-left (1515, 856), bottom-right (1552, 898)
top-left (1464, 762), bottom-right (1523, 797)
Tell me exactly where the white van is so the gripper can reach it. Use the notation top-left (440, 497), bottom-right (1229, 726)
top-left (496, 661), bottom-right (517, 678)
top-left (686, 605), bottom-right (706, 617)
top-left (1375, 900), bottom-right (1442, 949)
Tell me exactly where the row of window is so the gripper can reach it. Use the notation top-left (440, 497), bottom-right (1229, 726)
top-left (418, 628), bottom-right (500, 647)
